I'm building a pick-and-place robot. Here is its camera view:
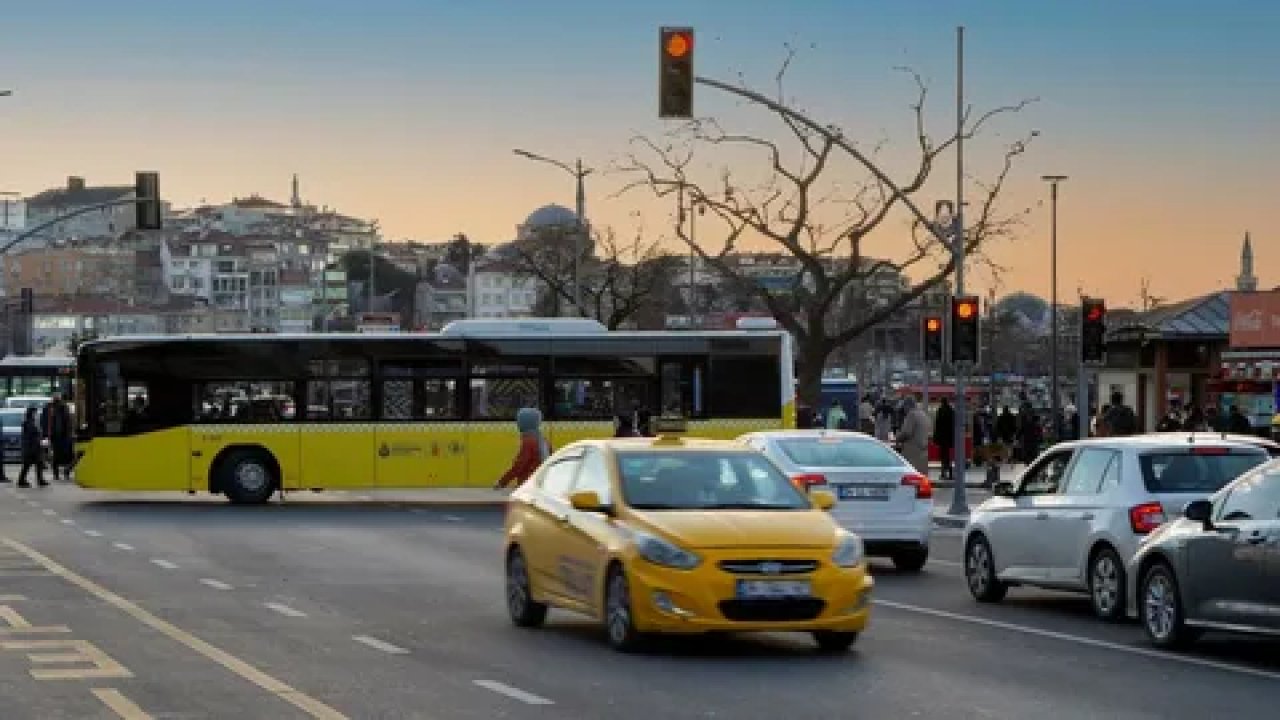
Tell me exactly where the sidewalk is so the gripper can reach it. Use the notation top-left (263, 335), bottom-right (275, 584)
top-left (928, 462), bottom-right (1021, 529)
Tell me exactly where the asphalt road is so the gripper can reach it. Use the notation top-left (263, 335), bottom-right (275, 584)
top-left (0, 482), bottom-right (1277, 720)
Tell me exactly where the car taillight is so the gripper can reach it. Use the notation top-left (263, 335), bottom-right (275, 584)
top-left (791, 473), bottom-right (827, 492)
top-left (902, 472), bottom-right (933, 499)
top-left (1129, 502), bottom-right (1167, 534)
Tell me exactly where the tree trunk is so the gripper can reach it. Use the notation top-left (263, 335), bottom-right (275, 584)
top-left (794, 336), bottom-right (832, 419)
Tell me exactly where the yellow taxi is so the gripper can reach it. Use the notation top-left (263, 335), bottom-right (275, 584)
top-left (502, 421), bottom-right (874, 653)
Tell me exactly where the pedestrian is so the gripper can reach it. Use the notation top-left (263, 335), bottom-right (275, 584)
top-left (18, 407), bottom-right (47, 489)
top-left (825, 399), bottom-right (848, 431)
top-left (494, 407), bottom-right (551, 490)
top-left (1227, 405), bottom-right (1253, 435)
top-left (1099, 391), bottom-right (1138, 437)
top-left (858, 397), bottom-right (876, 435)
top-left (972, 406), bottom-right (993, 467)
top-left (874, 399), bottom-right (894, 442)
top-left (995, 405), bottom-right (1017, 456)
top-left (1205, 405), bottom-right (1224, 432)
top-left (933, 397), bottom-right (955, 481)
top-left (1183, 406), bottom-right (1206, 432)
top-left (1017, 397), bottom-right (1041, 463)
top-left (896, 397), bottom-right (931, 475)
top-left (41, 393), bottom-right (74, 481)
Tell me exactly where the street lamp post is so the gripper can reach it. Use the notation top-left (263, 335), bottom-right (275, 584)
top-left (947, 25), bottom-right (971, 518)
top-left (512, 149), bottom-right (593, 313)
top-left (1042, 175), bottom-right (1068, 441)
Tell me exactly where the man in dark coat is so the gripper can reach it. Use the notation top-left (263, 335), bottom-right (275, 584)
top-left (40, 394), bottom-right (74, 481)
top-left (933, 398), bottom-right (955, 481)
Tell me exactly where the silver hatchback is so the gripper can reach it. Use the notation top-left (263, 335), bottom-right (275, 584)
top-left (963, 435), bottom-right (1269, 621)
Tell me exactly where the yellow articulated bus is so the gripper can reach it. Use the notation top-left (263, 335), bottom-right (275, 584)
top-left (73, 319), bottom-right (795, 503)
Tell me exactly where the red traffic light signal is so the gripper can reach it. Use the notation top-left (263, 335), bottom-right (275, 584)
top-left (955, 299), bottom-right (978, 320)
top-left (664, 29), bottom-right (692, 58)
top-left (659, 27), bottom-right (694, 119)
top-left (925, 317), bottom-right (942, 333)
top-left (1085, 300), bottom-right (1105, 322)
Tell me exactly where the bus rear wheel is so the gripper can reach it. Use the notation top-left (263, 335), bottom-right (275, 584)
top-left (218, 450), bottom-right (278, 505)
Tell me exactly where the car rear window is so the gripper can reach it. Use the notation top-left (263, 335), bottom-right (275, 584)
top-left (776, 437), bottom-right (902, 468)
top-left (1138, 450), bottom-right (1268, 493)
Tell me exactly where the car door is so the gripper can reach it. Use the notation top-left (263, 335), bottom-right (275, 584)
top-left (1046, 448), bottom-right (1119, 584)
top-left (1184, 469), bottom-right (1280, 628)
top-left (554, 447), bottom-right (617, 616)
top-left (521, 452), bottom-right (583, 603)
top-left (985, 449), bottom-right (1074, 580)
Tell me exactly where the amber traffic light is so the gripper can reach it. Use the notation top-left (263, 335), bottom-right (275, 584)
top-left (922, 315), bottom-right (944, 365)
top-left (950, 295), bottom-right (980, 365)
top-left (659, 27), bottom-right (694, 118)
top-left (1081, 298), bottom-right (1106, 365)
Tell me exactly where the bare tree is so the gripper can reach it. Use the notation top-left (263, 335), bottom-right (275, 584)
top-left (619, 51), bottom-right (1036, 407)
top-left (510, 224), bottom-right (681, 330)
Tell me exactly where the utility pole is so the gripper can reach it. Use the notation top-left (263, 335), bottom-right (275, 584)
top-left (1042, 175), bottom-right (1067, 442)
top-left (949, 26), bottom-right (971, 518)
top-left (512, 149), bottom-right (593, 315)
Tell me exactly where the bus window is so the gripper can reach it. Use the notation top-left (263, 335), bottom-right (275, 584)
top-left (470, 377), bottom-right (540, 420)
top-left (380, 363), bottom-right (463, 421)
top-left (306, 356), bottom-right (371, 420)
top-left (197, 381), bottom-right (295, 423)
top-left (554, 378), bottom-right (651, 420)
top-left (709, 355), bottom-right (783, 418)
top-left (660, 360), bottom-right (706, 419)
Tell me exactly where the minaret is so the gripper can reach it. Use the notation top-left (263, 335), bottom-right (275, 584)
top-left (290, 174), bottom-right (301, 209)
top-left (1237, 231), bottom-right (1258, 292)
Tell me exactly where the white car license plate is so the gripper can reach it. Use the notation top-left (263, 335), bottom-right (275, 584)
top-left (736, 579), bottom-right (812, 598)
top-left (837, 484), bottom-right (891, 501)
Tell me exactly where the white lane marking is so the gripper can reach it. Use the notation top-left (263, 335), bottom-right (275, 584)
top-left (150, 559), bottom-right (178, 570)
top-left (264, 602), bottom-right (307, 618)
top-left (473, 679), bottom-right (555, 706)
top-left (42, 509), bottom-right (56, 516)
top-left (112, 542), bottom-right (135, 551)
top-left (83, 530), bottom-right (103, 538)
top-left (444, 515), bottom-right (463, 523)
top-left (200, 578), bottom-right (233, 591)
top-left (352, 635), bottom-right (409, 655)
top-left (874, 598), bottom-right (1280, 682)
top-left (60, 518), bottom-right (75, 525)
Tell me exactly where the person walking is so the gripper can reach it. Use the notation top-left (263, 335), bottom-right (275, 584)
top-left (1017, 396), bottom-right (1041, 464)
top-left (858, 397), bottom-right (876, 435)
top-left (1099, 391), bottom-right (1138, 437)
top-left (17, 407), bottom-right (47, 488)
top-left (825, 399), bottom-right (848, 431)
top-left (874, 399), bottom-right (894, 442)
top-left (896, 397), bottom-right (931, 476)
top-left (494, 408), bottom-right (551, 490)
top-left (41, 393), bottom-right (74, 481)
top-left (933, 398), bottom-right (955, 481)
top-left (1227, 405), bottom-right (1253, 435)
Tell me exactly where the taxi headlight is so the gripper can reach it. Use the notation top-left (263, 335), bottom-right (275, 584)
top-left (632, 531), bottom-right (701, 570)
top-left (832, 533), bottom-right (864, 568)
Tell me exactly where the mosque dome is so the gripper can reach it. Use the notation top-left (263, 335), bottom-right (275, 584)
top-left (523, 204), bottom-right (579, 229)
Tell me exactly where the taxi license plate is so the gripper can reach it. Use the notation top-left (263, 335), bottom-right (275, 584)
top-left (837, 484), bottom-right (891, 501)
top-left (736, 579), bottom-right (811, 598)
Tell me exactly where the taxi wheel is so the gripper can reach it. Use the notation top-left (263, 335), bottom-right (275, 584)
top-left (965, 534), bottom-right (1008, 603)
top-left (812, 630), bottom-right (858, 653)
top-left (603, 565), bottom-right (644, 653)
top-left (505, 547), bottom-right (547, 628)
top-left (892, 545), bottom-right (929, 573)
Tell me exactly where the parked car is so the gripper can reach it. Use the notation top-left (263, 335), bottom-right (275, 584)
top-left (4, 396), bottom-right (49, 412)
top-left (738, 430), bottom-right (933, 571)
top-left (962, 436), bottom-right (1269, 620)
top-left (1128, 459), bottom-right (1280, 648)
top-left (0, 408), bottom-right (22, 464)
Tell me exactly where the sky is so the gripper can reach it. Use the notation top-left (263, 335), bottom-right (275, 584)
top-left (1, 0), bottom-right (1276, 308)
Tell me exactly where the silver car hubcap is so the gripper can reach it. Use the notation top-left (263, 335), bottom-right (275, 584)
top-left (235, 462), bottom-right (268, 493)
top-left (1144, 573), bottom-right (1176, 640)
top-left (1092, 554), bottom-right (1119, 615)
top-left (507, 554), bottom-right (528, 617)
top-left (607, 573), bottom-right (630, 644)
top-left (966, 542), bottom-right (990, 595)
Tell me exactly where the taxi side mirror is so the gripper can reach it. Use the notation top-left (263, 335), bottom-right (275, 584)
top-left (569, 490), bottom-right (611, 515)
top-left (809, 489), bottom-right (836, 511)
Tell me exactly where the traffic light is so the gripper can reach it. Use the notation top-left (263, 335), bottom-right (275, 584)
top-left (950, 295), bottom-right (980, 365)
top-left (922, 315), bottom-right (944, 365)
top-left (134, 171), bottom-right (162, 230)
top-left (1081, 297), bottom-right (1106, 365)
top-left (659, 27), bottom-right (694, 118)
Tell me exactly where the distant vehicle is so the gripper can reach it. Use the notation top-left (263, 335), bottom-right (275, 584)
top-left (963, 436), bottom-right (1269, 621)
top-left (1151, 431), bottom-right (1280, 458)
top-left (503, 425), bottom-right (874, 653)
top-left (1128, 458), bottom-right (1280, 647)
top-left (0, 355), bottom-right (74, 402)
top-left (739, 430), bottom-right (933, 571)
top-left (0, 408), bottom-right (23, 463)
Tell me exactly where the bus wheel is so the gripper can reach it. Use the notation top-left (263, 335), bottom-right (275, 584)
top-left (219, 450), bottom-right (278, 505)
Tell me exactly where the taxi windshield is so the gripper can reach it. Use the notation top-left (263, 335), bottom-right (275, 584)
top-left (615, 450), bottom-right (810, 511)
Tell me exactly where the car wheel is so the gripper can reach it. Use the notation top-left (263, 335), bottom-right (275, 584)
top-left (1140, 562), bottom-right (1199, 649)
top-left (812, 630), bottom-right (858, 653)
top-left (892, 545), bottom-right (929, 573)
top-left (219, 450), bottom-right (278, 505)
top-left (965, 534), bottom-right (1008, 603)
top-left (603, 565), bottom-right (644, 652)
top-left (505, 547), bottom-right (547, 628)
top-left (1088, 546), bottom-right (1126, 621)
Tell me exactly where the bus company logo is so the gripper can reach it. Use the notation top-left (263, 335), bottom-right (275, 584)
top-left (378, 443), bottom-right (390, 458)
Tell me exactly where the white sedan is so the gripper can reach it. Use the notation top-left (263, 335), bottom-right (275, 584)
top-left (738, 430), bottom-right (933, 571)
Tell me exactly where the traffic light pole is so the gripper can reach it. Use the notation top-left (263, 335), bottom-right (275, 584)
top-left (948, 26), bottom-right (970, 518)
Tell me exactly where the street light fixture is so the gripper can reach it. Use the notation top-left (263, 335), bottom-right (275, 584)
top-left (1042, 175), bottom-right (1068, 441)
top-left (512, 148), bottom-right (594, 314)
